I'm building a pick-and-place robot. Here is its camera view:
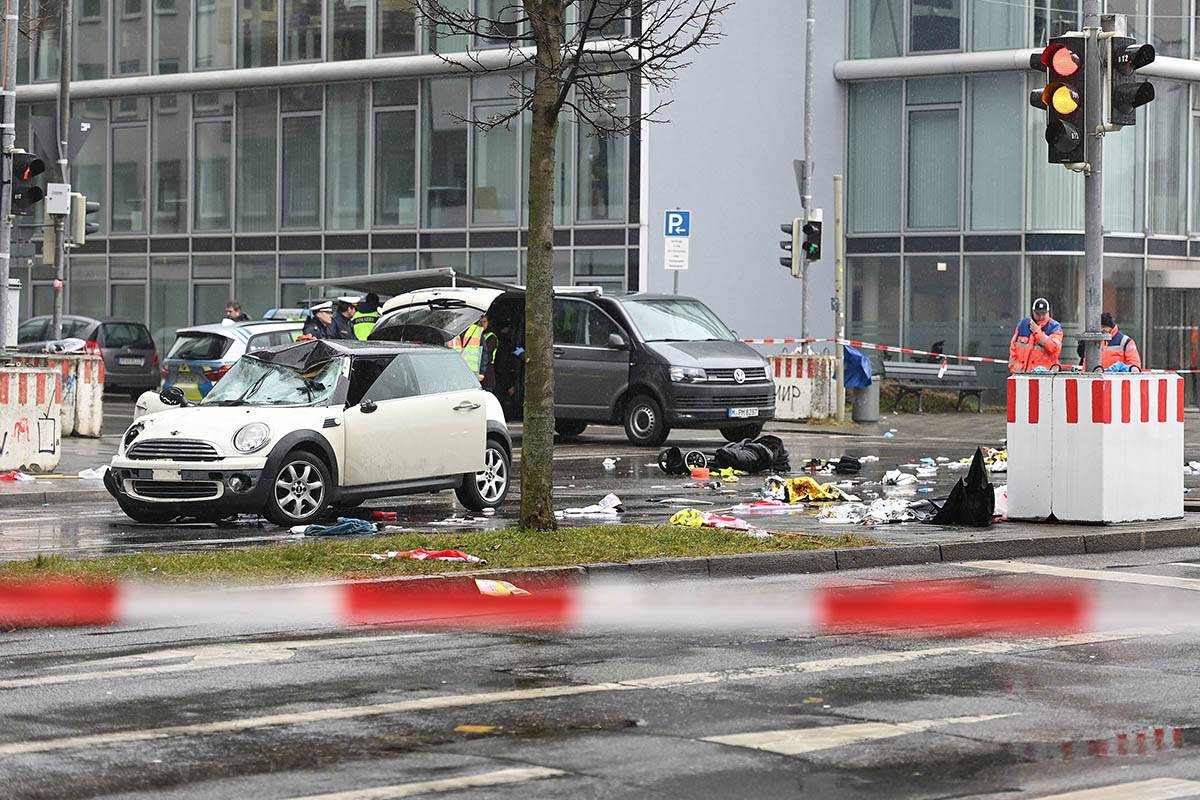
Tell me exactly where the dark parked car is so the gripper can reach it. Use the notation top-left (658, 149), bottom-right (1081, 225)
top-left (16, 315), bottom-right (160, 399)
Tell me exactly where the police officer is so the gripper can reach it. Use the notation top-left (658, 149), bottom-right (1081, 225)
top-left (1009, 297), bottom-right (1064, 373)
top-left (451, 313), bottom-right (493, 382)
top-left (301, 301), bottom-right (338, 340)
top-left (352, 292), bottom-right (382, 340)
top-left (1099, 311), bottom-right (1142, 370)
top-left (331, 296), bottom-right (358, 340)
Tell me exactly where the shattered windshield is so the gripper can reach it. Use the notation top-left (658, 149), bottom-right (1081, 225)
top-left (370, 301), bottom-right (485, 345)
top-left (621, 299), bottom-right (735, 342)
top-left (201, 357), bottom-right (343, 407)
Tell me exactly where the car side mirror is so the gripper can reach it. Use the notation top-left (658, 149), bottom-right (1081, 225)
top-left (360, 399), bottom-right (377, 414)
top-left (607, 333), bottom-right (629, 350)
top-left (159, 386), bottom-right (188, 407)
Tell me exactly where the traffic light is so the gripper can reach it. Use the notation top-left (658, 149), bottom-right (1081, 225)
top-left (779, 218), bottom-right (800, 278)
top-left (1030, 37), bottom-right (1087, 164)
top-left (69, 192), bottom-right (99, 246)
top-left (802, 210), bottom-right (822, 262)
top-left (1108, 37), bottom-right (1155, 127)
top-left (10, 149), bottom-right (45, 213)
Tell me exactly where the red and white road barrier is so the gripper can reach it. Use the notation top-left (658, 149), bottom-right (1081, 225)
top-left (769, 354), bottom-right (836, 420)
top-left (0, 366), bottom-right (63, 472)
top-left (742, 336), bottom-right (1010, 366)
top-left (0, 575), bottom-right (1148, 635)
top-left (7, 354), bottom-right (104, 437)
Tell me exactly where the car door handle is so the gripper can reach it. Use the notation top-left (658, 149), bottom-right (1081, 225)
top-left (454, 401), bottom-right (482, 411)
top-left (553, 348), bottom-right (564, 358)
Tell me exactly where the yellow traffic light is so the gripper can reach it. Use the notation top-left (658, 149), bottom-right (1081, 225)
top-left (1050, 85), bottom-right (1079, 115)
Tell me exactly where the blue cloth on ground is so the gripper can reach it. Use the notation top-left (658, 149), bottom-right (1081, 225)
top-left (301, 517), bottom-right (378, 536)
top-left (843, 345), bottom-right (872, 388)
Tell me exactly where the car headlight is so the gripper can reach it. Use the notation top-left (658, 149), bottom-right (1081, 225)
top-left (669, 366), bottom-right (707, 383)
top-left (233, 422), bottom-right (271, 454)
top-left (122, 423), bottom-right (144, 451)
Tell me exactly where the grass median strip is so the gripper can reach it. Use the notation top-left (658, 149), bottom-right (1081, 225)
top-left (0, 526), bottom-right (876, 582)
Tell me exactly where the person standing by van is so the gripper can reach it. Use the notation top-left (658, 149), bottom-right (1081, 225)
top-left (451, 313), bottom-right (498, 386)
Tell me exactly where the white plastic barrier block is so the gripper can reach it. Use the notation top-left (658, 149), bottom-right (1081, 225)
top-left (0, 367), bottom-right (63, 471)
top-left (771, 354), bottom-right (837, 421)
top-left (11, 354), bottom-right (78, 436)
top-left (1006, 375), bottom-right (1054, 521)
top-left (73, 355), bottom-right (104, 437)
top-left (1008, 372), bottom-right (1184, 523)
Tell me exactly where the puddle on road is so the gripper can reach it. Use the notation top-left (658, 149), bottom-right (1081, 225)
top-left (1003, 725), bottom-right (1188, 764)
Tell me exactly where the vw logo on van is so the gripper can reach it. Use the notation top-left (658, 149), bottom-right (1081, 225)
top-left (733, 369), bottom-right (746, 384)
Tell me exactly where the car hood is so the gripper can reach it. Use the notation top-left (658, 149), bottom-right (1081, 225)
top-left (129, 405), bottom-right (331, 455)
top-left (643, 339), bottom-right (768, 369)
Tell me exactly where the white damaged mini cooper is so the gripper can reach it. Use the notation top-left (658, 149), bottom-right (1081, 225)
top-left (106, 339), bottom-right (512, 526)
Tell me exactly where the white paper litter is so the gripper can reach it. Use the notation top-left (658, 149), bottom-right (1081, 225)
top-left (819, 498), bottom-right (918, 525)
top-left (77, 466), bottom-right (108, 480)
top-left (602, 458), bottom-right (618, 469)
top-left (915, 466), bottom-right (938, 478)
top-left (563, 493), bottom-right (622, 516)
top-left (859, 455), bottom-right (880, 463)
top-left (994, 484), bottom-right (1009, 520)
top-left (882, 470), bottom-right (919, 486)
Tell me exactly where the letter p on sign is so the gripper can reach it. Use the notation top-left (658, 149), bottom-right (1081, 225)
top-left (665, 210), bottom-right (691, 237)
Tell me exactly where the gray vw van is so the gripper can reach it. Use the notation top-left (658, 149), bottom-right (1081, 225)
top-left (368, 281), bottom-right (774, 446)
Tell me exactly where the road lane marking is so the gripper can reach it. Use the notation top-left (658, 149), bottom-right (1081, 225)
top-left (703, 714), bottom-right (1015, 755)
top-left (1030, 778), bottom-right (1200, 799)
top-left (0, 628), bottom-right (1164, 757)
top-left (964, 560), bottom-right (1200, 591)
top-left (0, 633), bottom-right (436, 689)
top-left (284, 767), bottom-right (566, 799)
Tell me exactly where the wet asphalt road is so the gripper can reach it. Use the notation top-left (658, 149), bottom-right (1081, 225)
top-left (7, 549), bottom-right (1200, 798)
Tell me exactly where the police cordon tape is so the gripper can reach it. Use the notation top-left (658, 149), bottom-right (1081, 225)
top-left (0, 576), bottom-right (1189, 636)
top-left (740, 336), bottom-right (1200, 373)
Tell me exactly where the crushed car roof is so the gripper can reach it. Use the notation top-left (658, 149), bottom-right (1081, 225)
top-left (245, 338), bottom-right (447, 371)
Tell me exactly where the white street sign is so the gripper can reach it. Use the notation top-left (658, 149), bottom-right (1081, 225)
top-left (664, 209), bottom-right (691, 271)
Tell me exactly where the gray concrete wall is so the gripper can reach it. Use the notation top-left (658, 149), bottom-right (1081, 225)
top-left (642, 0), bottom-right (845, 342)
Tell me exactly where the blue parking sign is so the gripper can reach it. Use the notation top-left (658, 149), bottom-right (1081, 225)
top-left (664, 210), bottom-right (691, 237)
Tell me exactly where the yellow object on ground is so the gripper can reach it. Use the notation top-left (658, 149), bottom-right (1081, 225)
top-left (474, 579), bottom-right (531, 597)
top-left (669, 508), bottom-right (706, 528)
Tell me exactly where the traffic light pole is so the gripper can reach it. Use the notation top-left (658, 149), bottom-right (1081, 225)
top-left (1082, 0), bottom-right (1104, 372)
top-left (0, 0), bottom-right (17, 353)
top-left (798, 0), bottom-right (815, 344)
top-left (50, 0), bottom-right (72, 341)
top-left (833, 174), bottom-right (845, 423)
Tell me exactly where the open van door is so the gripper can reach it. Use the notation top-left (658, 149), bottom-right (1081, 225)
top-left (369, 288), bottom-right (506, 345)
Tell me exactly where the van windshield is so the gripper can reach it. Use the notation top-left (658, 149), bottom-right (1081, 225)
top-left (202, 358), bottom-right (343, 407)
top-left (621, 298), bottom-right (735, 342)
top-left (370, 301), bottom-right (484, 345)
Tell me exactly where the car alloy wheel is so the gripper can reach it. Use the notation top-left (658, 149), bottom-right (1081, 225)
top-left (475, 446), bottom-right (508, 505)
top-left (274, 460), bottom-right (325, 520)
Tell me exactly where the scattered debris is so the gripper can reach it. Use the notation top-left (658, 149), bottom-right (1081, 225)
top-left (454, 724), bottom-right (499, 734)
top-left (603, 458), bottom-right (618, 469)
top-left (560, 493), bottom-right (623, 517)
top-left (819, 498), bottom-right (924, 525)
top-left (370, 510), bottom-right (399, 522)
top-left (77, 466), bottom-right (108, 480)
top-left (475, 579), bottom-right (531, 597)
top-left (762, 476), bottom-right (860, 503)
top-left (882, 470), bottom-right (918, 486)
top-left (367, 548), bottom-right (486, 563)
top-left (290, 517), bottom-right (377, 536)
top-left (929, 447), bottom-right (995, 527)
top-left (0, 471), bottom-right (35, 482)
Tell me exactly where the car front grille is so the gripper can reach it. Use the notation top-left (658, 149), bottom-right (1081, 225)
top-left (128, 480), bottom-right (222, 500)
top-left (127, 439), bottom-right (222, 461)
top-left (706, 367), bottom-right (770, 384)
top-left (674, 388), bottom-right (775, 410)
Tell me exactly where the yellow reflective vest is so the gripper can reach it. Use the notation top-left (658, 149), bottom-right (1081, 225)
top-left (452, 324), bottom-right (484, 372)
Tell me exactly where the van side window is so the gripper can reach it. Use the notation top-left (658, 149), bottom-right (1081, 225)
top-left (554, 298), bottom-right (623, 347)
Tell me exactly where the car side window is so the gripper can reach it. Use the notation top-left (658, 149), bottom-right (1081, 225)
top-left (63, 319), bottom-right (91, 339)
top-left (585, 306), bottom-right (622, 347)
top-left (100, 323), bottom-right (152, 348)
top-left (248, 331), bottom-right (294, 352)
top-left (409, 350), bottom-right (479, 395)
top-left (359, 356), bottom-right (419, 404)
top-left (553, 299), bottom-right (587, 345)
top-left (17, 319), bottom-right (47, 343)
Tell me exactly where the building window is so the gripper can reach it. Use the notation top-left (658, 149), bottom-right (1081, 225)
top-left (69, 258), bottom-right (108, 318)
top-left (573, 248), bottom-right (625, 292)
top-left (193, 281), bottom-right (231, 323)
top-left (76, 0), bottom-right (110, 79)
top-left (1105, 256), bottom-right (1144, 343)
top-left (235, 254), bottom-right (276, 317)
top-left (1152, 0), bottom-right (1188, 58)
top-left (374, 80), bottom-right (417, 227)
top-left (847, 256), bottom-right (901, 361)
top-left (469, 250), bottom-right (519, 283)
top-left (1149, 80), bottom-right (1187, 235)
top-left (473, 109), bottom-right (518, 225)
top-left (965, 255), bottom-right (1020, 386)
top-left (426, 0), bottom-right (468, 53)
top-left (848, 80), bottom-right (901, 233)
top-left (73, 99), bottom-right (109, 234)
top-left (849, 0), bottom-right (902, 58)
top-left (372, 252), bottom-right (417, 273)
top-left (326, 84), bottom-right (367, 230)
top-left (240, 0), bottom-right (278, 66)
top-left (150, 256), bottom-right (188, 353)
top-left (1029, 254), bottom-right (1082, 337)
top-left (236, 89), bottom-right (277, 231)
top-left (282, 0), bottom-right (321, 61)
top-left (1034, 0), bottom-right (1079, 45)
top-left (153, 0), bottom-right (189, 73)
top-left (115, 0), bottom-right (149, 74)
top-left (152, 94), bottom-right (189, 233)
top-left (377, 0), bottom-right (416, 54)
top-left (194, 92), bottom-right (233, 230)
top-left (475, 0), bottom-right (521, 47)
top-left (423, 78), bottom-right (469, 228)
top-left (33, 0), bottom-right (60, 81)
top-left (195, 0), bottom-right (234, 68)
top-left (1108, 0), bottom-right (1146, 41)
top-left (331, 0), bottom-right (366, 60)
top-left (111, 108), bottom-right (149, 232)
top-left (325, 253), bottom-right (369, 277)
top-left (577, 97), bottom-right (627, 223)
top-left (905, 256), bottom-right (961, 353)
top-left (111, 282), bottom-right (147, 321)
top-left (1105, 109), bottom-right (1145, 233)
top-left (907, 108), bottom-right (960, 229)
top-left (968, 74), bottom-right (1021, 231)
top-left (910, 0), bottom-right (960, 52)
top-left (1026, 75), bottom-right (1082, 230)
top-left (971, 0), bottom-right (1024, 50)
top-left (282, 115), bottom-right (321, 228)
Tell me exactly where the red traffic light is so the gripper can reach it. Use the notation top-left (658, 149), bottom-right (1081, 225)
top-left (1042, 43), bottom-right (1080, 78)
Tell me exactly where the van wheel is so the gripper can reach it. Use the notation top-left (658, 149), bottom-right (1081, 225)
top-left (555, 419), bottom-right (588, 438)
top-left (265, 452), bottom-right (330, 527)
top-left (457, 437), bottom-right (510, 511)
top-left (720, 423), bottom-right (764, 442)
top-left (624, 395), bottom-right (670, 447)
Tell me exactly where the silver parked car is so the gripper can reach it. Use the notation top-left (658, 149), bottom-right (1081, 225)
top-left (16, 315), bottom-right (160, 400)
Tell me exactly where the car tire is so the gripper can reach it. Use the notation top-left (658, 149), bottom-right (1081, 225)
top-left (624, 394), bottom-right (670, 447)
top-left (114, 497), bottom-right (179, 525)
top-left (456, 437), bottom-right (510, 512)
top-left (264, 451), bottom-right (331, 527)
top-left (554, 419), bottom-right (588, 438)
top-left (720, 423), bottom-right (764, 442)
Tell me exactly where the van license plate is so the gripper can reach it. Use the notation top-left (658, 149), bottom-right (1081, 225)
top-left (152, 469), bottom-right (181, 481)
top-left (117, 357), bottom-right (144, 366)
top-left (727, 407), bottom-right (759, 419)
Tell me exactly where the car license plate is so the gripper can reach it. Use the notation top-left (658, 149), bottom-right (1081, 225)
top-left (152, 469), bottom-right (181, 481)
top-left (117, 357), bottom-right (144, 366)
top-left (727, 407), bottom-right (759, 419)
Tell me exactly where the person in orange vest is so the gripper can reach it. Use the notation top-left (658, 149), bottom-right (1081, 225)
top-left (1009, 297), bottom-right (1064, 373)
top-left (1099, 311), bottom-right (1142, 370)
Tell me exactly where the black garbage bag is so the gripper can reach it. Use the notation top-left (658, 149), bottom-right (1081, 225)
top-left (714, 435), bottom-right (791, 474)
top-left (834, 456), bottom-right (862, 474)
top-left (930, 447), bottom-right (994, 527)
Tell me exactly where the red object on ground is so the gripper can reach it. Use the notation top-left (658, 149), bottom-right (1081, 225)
top-left (370, 511), bottom-right (398, 522)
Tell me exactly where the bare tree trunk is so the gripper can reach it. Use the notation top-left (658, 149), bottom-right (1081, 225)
top-left (519, 0), bottom-right (563, 530)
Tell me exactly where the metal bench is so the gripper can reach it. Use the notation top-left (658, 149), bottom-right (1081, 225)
top-left (881, 361), bottom-right (985, 413)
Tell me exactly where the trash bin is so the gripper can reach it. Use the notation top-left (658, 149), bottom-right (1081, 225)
top-left (852, 381), bottom-right (880, 423)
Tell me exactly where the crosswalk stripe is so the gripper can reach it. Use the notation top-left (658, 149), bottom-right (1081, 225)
top-left (1029, 778), bottom-right (1200, 800)
top-left (964, 560), bottom-right (1200, 591)
top-left (703, 714), bottom-right (1015, 755)
top-left (284, 767), bottom-right (566, 799)
top-left (0, 628), bottom-right (1163, 757)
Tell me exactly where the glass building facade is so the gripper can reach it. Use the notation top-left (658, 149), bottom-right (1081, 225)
top-left (844, 1), bottom-right (1200, 398)
top-left (13, 1), bottom-right (640, 353)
